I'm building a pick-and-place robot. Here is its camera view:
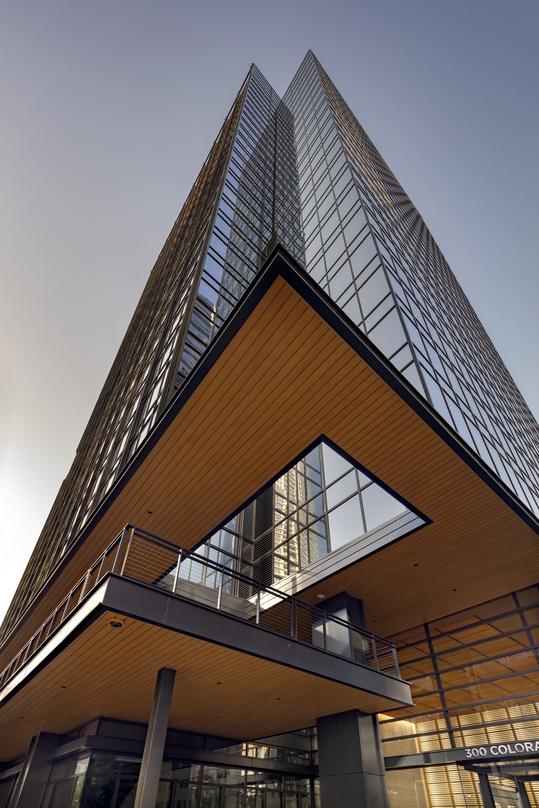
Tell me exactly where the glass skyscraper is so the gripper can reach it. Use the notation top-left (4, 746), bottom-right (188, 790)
top-left (0, 51), bottom-right (537, 808)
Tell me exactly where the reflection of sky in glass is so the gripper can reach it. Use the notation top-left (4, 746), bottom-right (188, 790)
top-left (321, 443), bottom-right (407, 552)
top-left (328, 494), bottom-right (364, 550)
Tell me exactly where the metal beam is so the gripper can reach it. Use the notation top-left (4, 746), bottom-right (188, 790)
top-left (317, 710), bottom-right (389, 808)
top-left (52, 734), bottom-right (314, 778)
top-left (134, 668), bottom-right (176, 808)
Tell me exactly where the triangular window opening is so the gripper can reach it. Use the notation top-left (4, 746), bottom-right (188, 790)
top-left (180, 440), bottom-right (425, 593)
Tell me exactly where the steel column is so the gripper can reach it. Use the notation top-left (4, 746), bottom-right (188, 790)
top-left (133, 667), bottom-right (176, 808)
top-left (8, 733), bottom-right (60, 808)
top-left (517, 779), bottom-right (532, 808)
top-left (478, 773), bottom-right (496, 808)
top-left (317, 710), bottom-right (389, 808)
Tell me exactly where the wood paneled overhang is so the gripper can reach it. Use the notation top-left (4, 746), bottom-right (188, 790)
top-left (1, 246), bottom-right (537, 671)
top-left (0, 575), bottom-right (412, 761)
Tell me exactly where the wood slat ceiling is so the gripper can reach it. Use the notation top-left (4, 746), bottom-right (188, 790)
top-left (1, 270), bottom-right (537, 674)
top-left (0, 611), bottom-right (402, 761)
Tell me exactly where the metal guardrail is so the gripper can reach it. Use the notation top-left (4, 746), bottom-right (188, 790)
top-left (0, 525), bottom-right (401, 690)
top-left (0, 532), bottom-right (125, 690)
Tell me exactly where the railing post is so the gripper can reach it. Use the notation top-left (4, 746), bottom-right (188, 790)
top-left (112, 528), bottom-right (128, 573)
top-left (348, 624), bottom-right (355, 662)
top-left (79, 568), bottom-right (92, 602)
top-left (61, 594), bottom-right (72, 622)
top-left (34, 626), bottom-right (44, 653)
top-left (255, 590), bottom-right (261, 624)
top-left (172, 551), bottom-right (183, 594)
top-left (290, 598), bottom-right (297, 640)
top-left (20, 640), bottom-right (31, 667)
top-left (391, 645), bottom-right (399, 677)
top-left (119, 526), bottom-right (135, 576)
top-left (216, 573), bottom-right (223, 611)
top-left (371, 635), bottom-right (379, 671)
top-left (96, 553), bottom-right (107, 582)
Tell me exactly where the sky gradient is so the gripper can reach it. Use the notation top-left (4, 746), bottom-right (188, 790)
top-left (1, 0), bottom-right (538, 623)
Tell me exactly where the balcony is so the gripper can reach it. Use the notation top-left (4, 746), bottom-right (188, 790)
top-left (0, 526), bottom-right (403, 691)
top-left (0, 526), bottom-right (412, 761)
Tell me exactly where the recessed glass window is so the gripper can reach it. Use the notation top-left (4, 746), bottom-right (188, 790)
top-left (359, 267), bottom-right (390, 314)
top-left (343, 294), bottom-right (362, 326)
top-left (369, 308), bottom-right (406, 357)
top-left (329, 264), bottom-right (354, 300)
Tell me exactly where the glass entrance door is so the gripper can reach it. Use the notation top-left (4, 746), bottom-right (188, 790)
top-left (458, 759), bottom-right (539, 808)
top-left (488, 773), bottom-right (522, 808)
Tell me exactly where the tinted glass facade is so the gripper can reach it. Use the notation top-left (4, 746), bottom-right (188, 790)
top-left (175, 65), bottom-right (303, 390)
top-left (284, 52), bottom-right (539, 517)
top-left (29, 749), bottom-right (313, 808)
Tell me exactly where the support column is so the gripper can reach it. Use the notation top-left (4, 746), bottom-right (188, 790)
top-left (317, 710), bottom-right (389, 808)
top-left (477, 773), bottom-right (495, 808)
top-left (517, 779), bottom-right (532, 808)
top-left (318, 592), bottom-right (365, 628)
top-left (8, 732), bottom-right (60, 808)
top-left (134, 667), bottom-right (176, 808)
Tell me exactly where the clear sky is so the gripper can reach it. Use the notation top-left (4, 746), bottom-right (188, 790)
top-left (0, 0), bottom-right (538, 624)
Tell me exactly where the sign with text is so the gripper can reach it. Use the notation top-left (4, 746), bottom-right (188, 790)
top-left (385, 739), bottom-right (539, 770)
top-left (464, 740), bottom-right (539, 759)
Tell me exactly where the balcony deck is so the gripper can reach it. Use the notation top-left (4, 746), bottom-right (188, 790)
top-left (0, 527), bottom-right (412, 762)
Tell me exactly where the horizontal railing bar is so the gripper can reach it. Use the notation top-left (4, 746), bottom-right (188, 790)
top-left (0, 531), bottom-right (125, 687)
top-left (126, 526), bottom-right (395, 647)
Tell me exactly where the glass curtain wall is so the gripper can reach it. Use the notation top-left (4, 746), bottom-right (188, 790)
top-left (284, 51), bottom-right (539, 516)
top-left (283, 55), bottom-right (417, 384)
top-left (175, 65), bottom-right (303, 390)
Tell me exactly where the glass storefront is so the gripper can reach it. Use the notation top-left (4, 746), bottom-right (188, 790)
top-left (381, 585), bottom-right (539, 754)
top-left (38, 752), bottom-right (313, 808)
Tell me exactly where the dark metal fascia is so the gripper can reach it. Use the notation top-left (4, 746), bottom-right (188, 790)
top-left (101, 575), bottom-right (413, 710)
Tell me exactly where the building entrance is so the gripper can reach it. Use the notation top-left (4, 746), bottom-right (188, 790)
top-left (460, 759), bottom-right (539, 808)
